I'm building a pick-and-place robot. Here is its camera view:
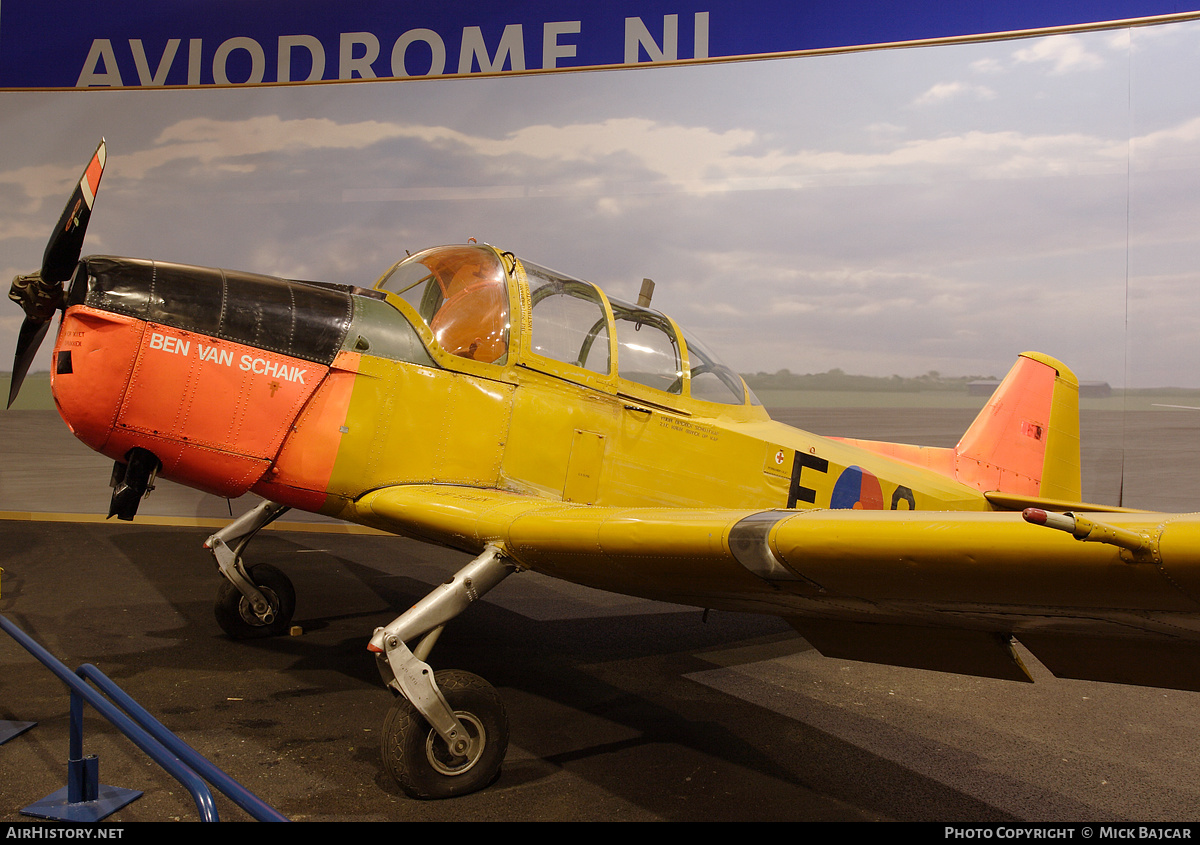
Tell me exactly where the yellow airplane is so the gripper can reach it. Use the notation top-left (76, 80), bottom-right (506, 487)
top-left (11, 141), bottom-right (1200, 799)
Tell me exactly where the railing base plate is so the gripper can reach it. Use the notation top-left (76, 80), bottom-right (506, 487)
top-left (0, 720), bottom-right (35, 743)
top-left (22, 784), bottom-right (143, 822)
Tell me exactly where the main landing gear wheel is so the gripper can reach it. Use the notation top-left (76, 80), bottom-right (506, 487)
top-left (213, 563), bottom-right (296, 639)
top-left (380, 670), bottom-right (508, 799)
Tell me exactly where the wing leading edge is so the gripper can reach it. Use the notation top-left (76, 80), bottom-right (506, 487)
top-left (353, 485), bottom-right (1200, 692)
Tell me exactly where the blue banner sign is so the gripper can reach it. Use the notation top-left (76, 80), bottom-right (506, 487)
top-left (1, 1), bottom-right (1196, 89)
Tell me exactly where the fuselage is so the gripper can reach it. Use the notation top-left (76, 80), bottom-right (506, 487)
top-left (49, 246), bottom-right (993, 525)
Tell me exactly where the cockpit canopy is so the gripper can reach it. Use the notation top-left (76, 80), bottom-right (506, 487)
top-left (376, 245), bottom-right (511, 364)
top-left (376, 245), bottom-right (758, 407)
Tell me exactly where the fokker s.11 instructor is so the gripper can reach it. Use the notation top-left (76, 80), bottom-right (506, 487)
top-left (12, 142), bottom-right (1200, 799)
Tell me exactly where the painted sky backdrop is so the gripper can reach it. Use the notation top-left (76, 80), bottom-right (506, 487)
top-left (4, 19), bottom-right (1200, 386)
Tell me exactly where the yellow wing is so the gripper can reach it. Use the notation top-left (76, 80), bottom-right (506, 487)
top-left (351, 484), bottom-right (1200, 693)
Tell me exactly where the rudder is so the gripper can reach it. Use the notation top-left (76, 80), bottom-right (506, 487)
top-left (954, 352), bottom-right (1080, 500)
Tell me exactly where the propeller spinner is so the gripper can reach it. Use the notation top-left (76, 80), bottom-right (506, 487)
top-left (7, 140), bottom-right (107, 407)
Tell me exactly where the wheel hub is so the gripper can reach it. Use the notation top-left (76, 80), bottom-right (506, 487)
top-left (426, 712), bottom-right (485, 777)
top-left (237, 586), bottom-right (278, 626)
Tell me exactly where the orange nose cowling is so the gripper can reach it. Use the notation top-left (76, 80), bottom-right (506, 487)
top-left (52, 304), bottom-right (329, 499)
top-left (51, 305), bottom-right (143, 453)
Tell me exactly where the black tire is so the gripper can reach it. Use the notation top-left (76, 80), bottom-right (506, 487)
top-left (381, 670), bottom-right (508, 799)
top-left (213, 563), bottom-right (296, 639)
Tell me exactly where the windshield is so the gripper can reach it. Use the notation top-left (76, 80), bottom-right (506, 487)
top-left (376, 245), bottom-right (511, 364)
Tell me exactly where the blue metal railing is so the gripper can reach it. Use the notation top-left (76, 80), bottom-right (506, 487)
top-left (1, 613), bottom-right (288, 822)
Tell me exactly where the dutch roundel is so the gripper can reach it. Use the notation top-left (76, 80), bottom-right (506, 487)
top-left (830, 465), bottom-right (885, 510)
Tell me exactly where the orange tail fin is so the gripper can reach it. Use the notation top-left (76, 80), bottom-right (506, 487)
top-left (833, 352), bottom-right (1081, 500)
top-left (954, 352), bottom-right (1081, 500)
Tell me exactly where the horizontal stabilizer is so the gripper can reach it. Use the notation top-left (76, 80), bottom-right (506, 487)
top-left (984, 491), bottom-right (1149, 514)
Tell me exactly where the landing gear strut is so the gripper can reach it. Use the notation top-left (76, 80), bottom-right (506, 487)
top-left (204, 500), bottom-right (295, 638)
top-left (369, 546), bottom-right (517, 798)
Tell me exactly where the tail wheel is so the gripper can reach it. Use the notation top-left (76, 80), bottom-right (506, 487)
top-left (214, 563), bottom-right (296, 639)
top-left (381, 670), bottom-right (508, 799)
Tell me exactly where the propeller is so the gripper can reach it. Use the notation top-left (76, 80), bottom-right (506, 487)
top-left (7, 139), bottom-right (107, 408)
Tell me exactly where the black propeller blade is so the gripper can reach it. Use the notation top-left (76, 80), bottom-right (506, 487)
top-left (7, 139), bottom-right (106, 408)
top-left (8, 318), bottom-right (52, 407)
